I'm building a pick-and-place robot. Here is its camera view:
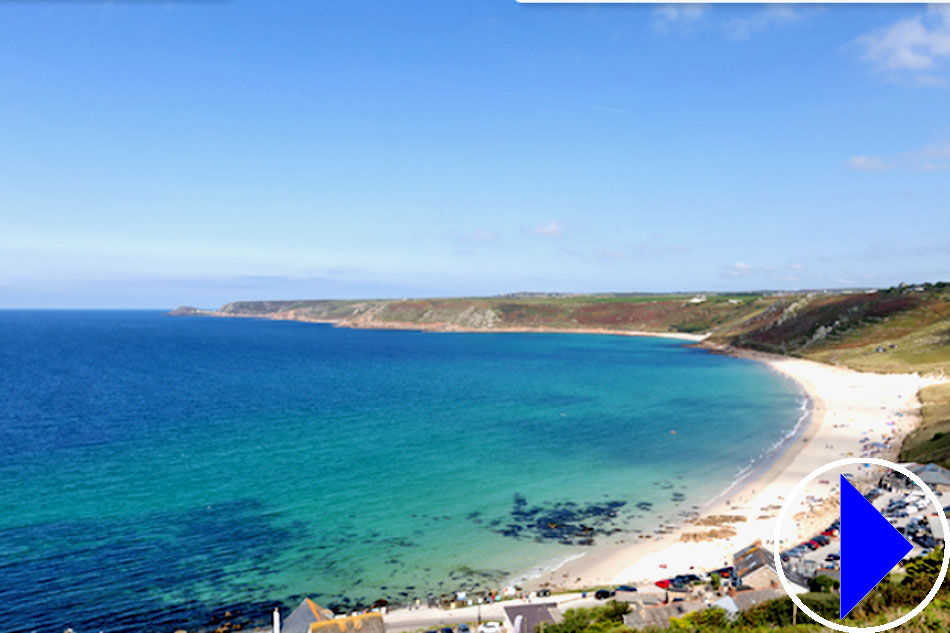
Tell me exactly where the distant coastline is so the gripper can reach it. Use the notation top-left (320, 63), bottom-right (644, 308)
top-left (168, 304), bottom-right (709, 342)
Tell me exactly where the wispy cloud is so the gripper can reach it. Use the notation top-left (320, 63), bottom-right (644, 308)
top-left (847, 141), bottom-right (950, 172)
top-left (723, 6), bottom-right (804, 41)
top-left (652, 4), bottom-right (706, 36)
top-left (904, 141), bottom-right (950, 171)
top-left (652, 4), bottom-right (805, 40)
top-left (724, 261), bottom-right (755, 278)
top-left (856, 5), bottom-right (950, 81)
top-left (532, 221), bottom-right (563, 238)
top-left (846, 155), bottom-right (891, 172)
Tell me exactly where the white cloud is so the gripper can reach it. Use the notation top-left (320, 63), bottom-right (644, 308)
top-left (532, 221), bottom-right (563, 238)
top-left (724, 6), bottom-right (803, 41)
top-left (652, 5), bottom-right (706, 35)
top-left (453, 228), bottom-right (498, 244)
top-left (652, 5), bottom-right (804, 40)
top-left (846, 155), bottom-right (891, 172)
top-left (857, 5), bottom-right (950, 77)
top-left (724, 261), bottom-right (755, 278)
top-left (847, 141), bottom-right (950, 173)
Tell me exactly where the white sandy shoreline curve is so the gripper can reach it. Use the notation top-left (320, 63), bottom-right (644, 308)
top-left (520, 347), bottom-right (948, 591)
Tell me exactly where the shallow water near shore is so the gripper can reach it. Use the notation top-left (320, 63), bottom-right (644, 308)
top-left (0, 311), bottom-right (804, 632)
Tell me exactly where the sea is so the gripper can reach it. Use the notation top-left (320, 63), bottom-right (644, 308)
top-left (0, 311), bottom-right (806, 633)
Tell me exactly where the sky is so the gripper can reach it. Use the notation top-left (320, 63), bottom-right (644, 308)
top-left (1, 1), bottom-right (949, 308)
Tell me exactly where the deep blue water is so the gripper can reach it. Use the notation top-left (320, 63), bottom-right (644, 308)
top-left (0, 311), bottom-right (804, 633)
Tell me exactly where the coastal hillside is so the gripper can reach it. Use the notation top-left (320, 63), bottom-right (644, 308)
top-left (176, 293), bottom-right (780, 335)
top-left (174, 283), bottom-right (949, 374)
top-left (708, 282), bottom-right (950, 375)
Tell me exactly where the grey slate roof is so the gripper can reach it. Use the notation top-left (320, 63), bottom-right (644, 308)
top-left (622, 601), bottom-right (705, 630)
top-left (503, 602), bottom-right (561, 633)
top-left (282, 599), bottom-right (331, 633)
top-left (733, 543), bottom-right (775, 578)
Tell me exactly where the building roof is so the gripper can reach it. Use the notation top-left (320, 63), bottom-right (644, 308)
top-left (731, 589), bottom-right (783, 611)
top-left (712, 589), bottom-right (782, 619)
top-left (733, 543), bottom-right (775, 578)
top-left (309, 612), bottom-right (385, 633)
top-left (816, 568), bottom-right (841, 583)
top-left (906, 463), bottom-right (950, 487)
top-left (503, 602), bottom-right (561, 633)
top-left (282, 599), bottom-right (332, 633)
top-left (622, 601), bottom-right (705, 630)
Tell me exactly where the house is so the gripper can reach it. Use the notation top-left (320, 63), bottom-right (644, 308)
top-left (279, 599), bottom-right (385, 633)
top-left (309, 613), bottom-right (385, 633)
top-left (733, 543), bottom-right (779, 590)
top-left (282, 599), bottom-right (333, 633)
top-left (904, 463), bottom-right (950, 494)
top-left (503, 602), bottom-right (562, 633)
top-left (712, 589), bottom-right (783, 618)
top-left (622, 600), bottom-right (706, 630)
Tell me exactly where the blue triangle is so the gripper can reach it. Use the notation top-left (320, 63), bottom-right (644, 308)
top-left (840, 474), bottom-right (913, 619)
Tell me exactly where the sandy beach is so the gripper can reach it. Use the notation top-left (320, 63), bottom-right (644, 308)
top-left (520, 348), bottom-right (948, 590)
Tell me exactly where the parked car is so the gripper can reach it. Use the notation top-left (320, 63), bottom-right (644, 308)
top-left (675, 574), bottom-right (701, 584)
top-left (441, 627), bottom-right (454, 633)
top-left (655, 579), bottom-right (671, 589)
top-left (477, 623), bottom-right (503, 633)
top-left (537, 589), bottom-right (551, 597)
top-left (594, 589), bottom-right (613, 600)
top-left (826, 553), bottom-right (840, 561)
top-left (616, 585), bottom-right (637, 592)
top-left (708, 566), bottom-right (733, 578)
top-left (458, 624), bottom-right (471, 633)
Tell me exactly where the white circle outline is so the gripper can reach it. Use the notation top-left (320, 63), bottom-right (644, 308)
top-left (772, 457), bottom-right (950, 632)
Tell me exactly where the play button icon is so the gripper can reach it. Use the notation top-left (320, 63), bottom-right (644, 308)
top-left (840, 475), bottom-right (913, 619)
top-left (775, 458), bottom-right (950, 632)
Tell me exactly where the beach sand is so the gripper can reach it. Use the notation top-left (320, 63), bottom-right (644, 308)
top-left (522, 349), bottom-right (948, 590)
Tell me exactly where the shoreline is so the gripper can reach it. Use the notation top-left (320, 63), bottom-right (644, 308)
top-left (178, 310), bottom-right (707, 342)
top-left (171, 311), bottom-right (947, 624)
top-left (517, 347), bottom-right (946, 591)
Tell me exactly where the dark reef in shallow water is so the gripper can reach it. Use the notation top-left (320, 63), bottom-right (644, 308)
top-left (485, 493), bottom-right (626, 545)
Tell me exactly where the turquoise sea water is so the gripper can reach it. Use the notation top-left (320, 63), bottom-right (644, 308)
top-left (0, 311), bottom-right (804, 633)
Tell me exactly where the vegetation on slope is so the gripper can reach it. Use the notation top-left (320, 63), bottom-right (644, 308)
top-left (542, 550), bottom-right (947, 633)
top-left (210, 294), bottom-right (780, 335)
top-left (901, 383), bottom-right (950, 466)
top-left (708, 283), bottom-right (950, 375)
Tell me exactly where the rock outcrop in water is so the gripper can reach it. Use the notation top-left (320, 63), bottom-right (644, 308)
top-left (487, 493), bottom-right (626, 546)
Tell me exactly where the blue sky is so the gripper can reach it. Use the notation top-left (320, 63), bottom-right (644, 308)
top-left (1, 2), bottom-right (948, 308)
